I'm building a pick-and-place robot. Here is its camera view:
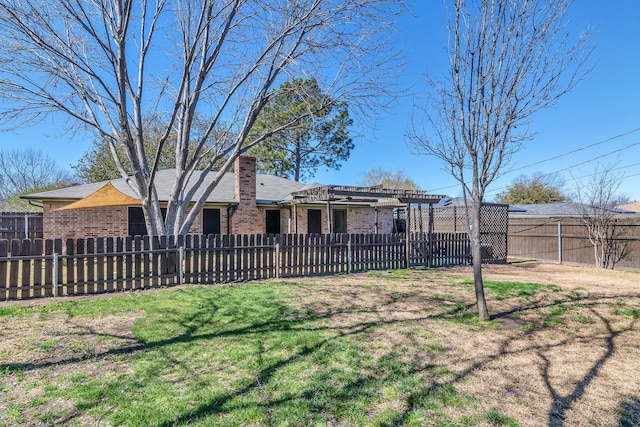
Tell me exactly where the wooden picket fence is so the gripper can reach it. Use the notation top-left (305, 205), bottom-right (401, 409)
top-left (0, 232), bottom-right (476, 301)
top-left (408, 232), bottom-right (472, 267)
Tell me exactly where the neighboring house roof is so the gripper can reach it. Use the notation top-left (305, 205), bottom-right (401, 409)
top-left (23, 169), bottom-right (314, 205)
top-left (616, 201), bottom-right (640, 212)
top-left (509, 201), bottom-right (640, 217)
top-left (434, 197), bottom-right (508, 208)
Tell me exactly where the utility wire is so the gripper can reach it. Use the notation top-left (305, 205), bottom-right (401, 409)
top-left (484, 167), bottom-right (640, 198)
top-left (502, 127), bottom-right (640, 175)
top-left (483, 144), bottom-right (640, 197)
top-left (425, 129), bottom-right (640, 194)
top-left (434, 165), bottom-right (640, 199)
top-left (516, 140), bottom-right (640, 179)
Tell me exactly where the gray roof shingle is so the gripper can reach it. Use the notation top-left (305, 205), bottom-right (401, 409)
top-left (23, 169), bottom-right (316, 204)
top-left (615, 201), bottom-right (640, 212)
top-left (509, 201), bottom-right (640, 217)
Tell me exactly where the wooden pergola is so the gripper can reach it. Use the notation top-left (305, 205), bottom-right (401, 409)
top-left (288, 184), bottom-right (446, 237)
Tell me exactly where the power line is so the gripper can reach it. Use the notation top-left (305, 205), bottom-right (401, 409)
top-left (502, 127), bottom-right (640, 175)
top-left (428, 154), bottom-right (640, 196)
top-left (484, 166), bottom-right (640, 198)
top-left (481, 141), bottom-right (640, 196)
top-left (516, 140), bottom-right (640, 178)
top-left (425, 129), bottom-right (640, 194)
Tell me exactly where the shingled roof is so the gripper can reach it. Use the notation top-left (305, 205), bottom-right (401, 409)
top-left (23, 169), bottom-right (314, 205)
top-left (24, 167), bottom-right (445, 208)
top-left (509, 201), bottom-right (640, 217)
top-left (616, 201), bottom-right (640, 213)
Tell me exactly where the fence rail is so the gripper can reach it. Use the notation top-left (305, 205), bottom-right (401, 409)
top-left (0, 232), bottom-right (480, 301)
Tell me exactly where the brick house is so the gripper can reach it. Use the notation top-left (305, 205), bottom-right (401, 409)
top-left (23, 156), bottom-right (443, 240)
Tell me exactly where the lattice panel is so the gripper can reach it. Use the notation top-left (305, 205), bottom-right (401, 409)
top-left (479, 204), bottom-right (509, 263)
top-left (402, 203), bottom-right (508, 263)
top-left (406, 206), bottom-right (470, 233)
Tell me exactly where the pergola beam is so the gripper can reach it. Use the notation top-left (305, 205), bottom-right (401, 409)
top-left (289, 185), bottom-right (446, 206)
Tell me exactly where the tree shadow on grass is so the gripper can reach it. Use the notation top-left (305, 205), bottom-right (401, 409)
top-left (0, 287), bottom-right (478, 426)
top-left (617, 396), bottom-right (640, 427)
top-left (149, 291), bottom-right (638, 426)
top-left (492, 293), bottom-right (640, 427)
top-left (539, 310), bottom-right (619, 426)
top-left (2, 283), bottom-right (639, 426)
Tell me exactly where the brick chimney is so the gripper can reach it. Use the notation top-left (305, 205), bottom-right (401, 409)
top-left (231, 155), bottom-right (262, 234)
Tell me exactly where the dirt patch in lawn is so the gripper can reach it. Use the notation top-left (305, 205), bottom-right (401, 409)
top-left (284, 262), bottom-right (640, 427)
top-left (0, 309), bottom-right (146, 426)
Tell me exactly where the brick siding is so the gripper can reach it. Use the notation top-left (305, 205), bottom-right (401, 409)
top-left (44, 202), bottom-right (206, 240)
top-left (44, 202), bottom-right (129, 240)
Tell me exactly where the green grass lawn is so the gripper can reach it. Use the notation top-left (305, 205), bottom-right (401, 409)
top-left (0, 281), bottom-right (512, 426)
top-left (1, 266), bottom-right (639, 426)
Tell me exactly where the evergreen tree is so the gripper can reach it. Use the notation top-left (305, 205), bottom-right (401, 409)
top-left (249, 79), bottom-right (353, 181)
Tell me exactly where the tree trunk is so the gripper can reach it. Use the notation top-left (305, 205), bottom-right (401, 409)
top-left (294, 140), bottom-right (301, 182)
top-left (470, 199), bottom-right (490, 320)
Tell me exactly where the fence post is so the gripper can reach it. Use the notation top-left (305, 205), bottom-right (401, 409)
top-left (405, 203), bottom-right (411, 268)
top-left (24, 213), bottom-right (28, 239)
top-left (179, 246), bottom-right (184, 284)
top-left (53, 253), bottom-right (58, 297)
top-left (275, 242), bottom-right (280, 279)
top-left (557, 222), bottom-right (562, 264)
top-left (347, 237), bottom-right (352, 274)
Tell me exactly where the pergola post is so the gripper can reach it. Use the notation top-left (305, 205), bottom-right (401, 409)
top-left (428, 204), bottom-right (434, 267)
top-left (405, 202), bottom-right (411, 268)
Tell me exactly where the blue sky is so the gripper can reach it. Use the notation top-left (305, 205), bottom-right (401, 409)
top-left (1, 0), bottom-right (639, 202)
top-left (314, 0), bottom-right (640, 202)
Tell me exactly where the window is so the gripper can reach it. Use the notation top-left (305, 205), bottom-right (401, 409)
top-left (265, 210), bottom-right (281, 235)
top-left (307, 209), bottom-right (322, 234)
top-left (333, 209), bottom-right (347, 234)
top-left (203, 208), bottom-right (221, 235)
top-left (128, 207), bottom-right (147, 237)
top-left (128, 207), bottom-right (167, 237)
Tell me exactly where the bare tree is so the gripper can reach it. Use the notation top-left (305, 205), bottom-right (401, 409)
top-left (0, 148), bottom-right (77, 199)
top-left (358, 167), bottom-right (419, 190)
top-left (408, 0), bottom-right (591, 319)
top-left (73, 114), bottom-right (229, 183)
top-left (0, 148), bottom-right (78, 211)
top-left (0, 0), bottom-right (401, 237)
top-left (575, 163), bottom-right (633, 269)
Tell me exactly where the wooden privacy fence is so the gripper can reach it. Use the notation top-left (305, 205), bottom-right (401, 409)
top-left (0, 232), bottom-right (475, 301)
top-left (509, 218), bottom-right (640, 270)
top-left (0, 212), bottom-right (43, 240)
